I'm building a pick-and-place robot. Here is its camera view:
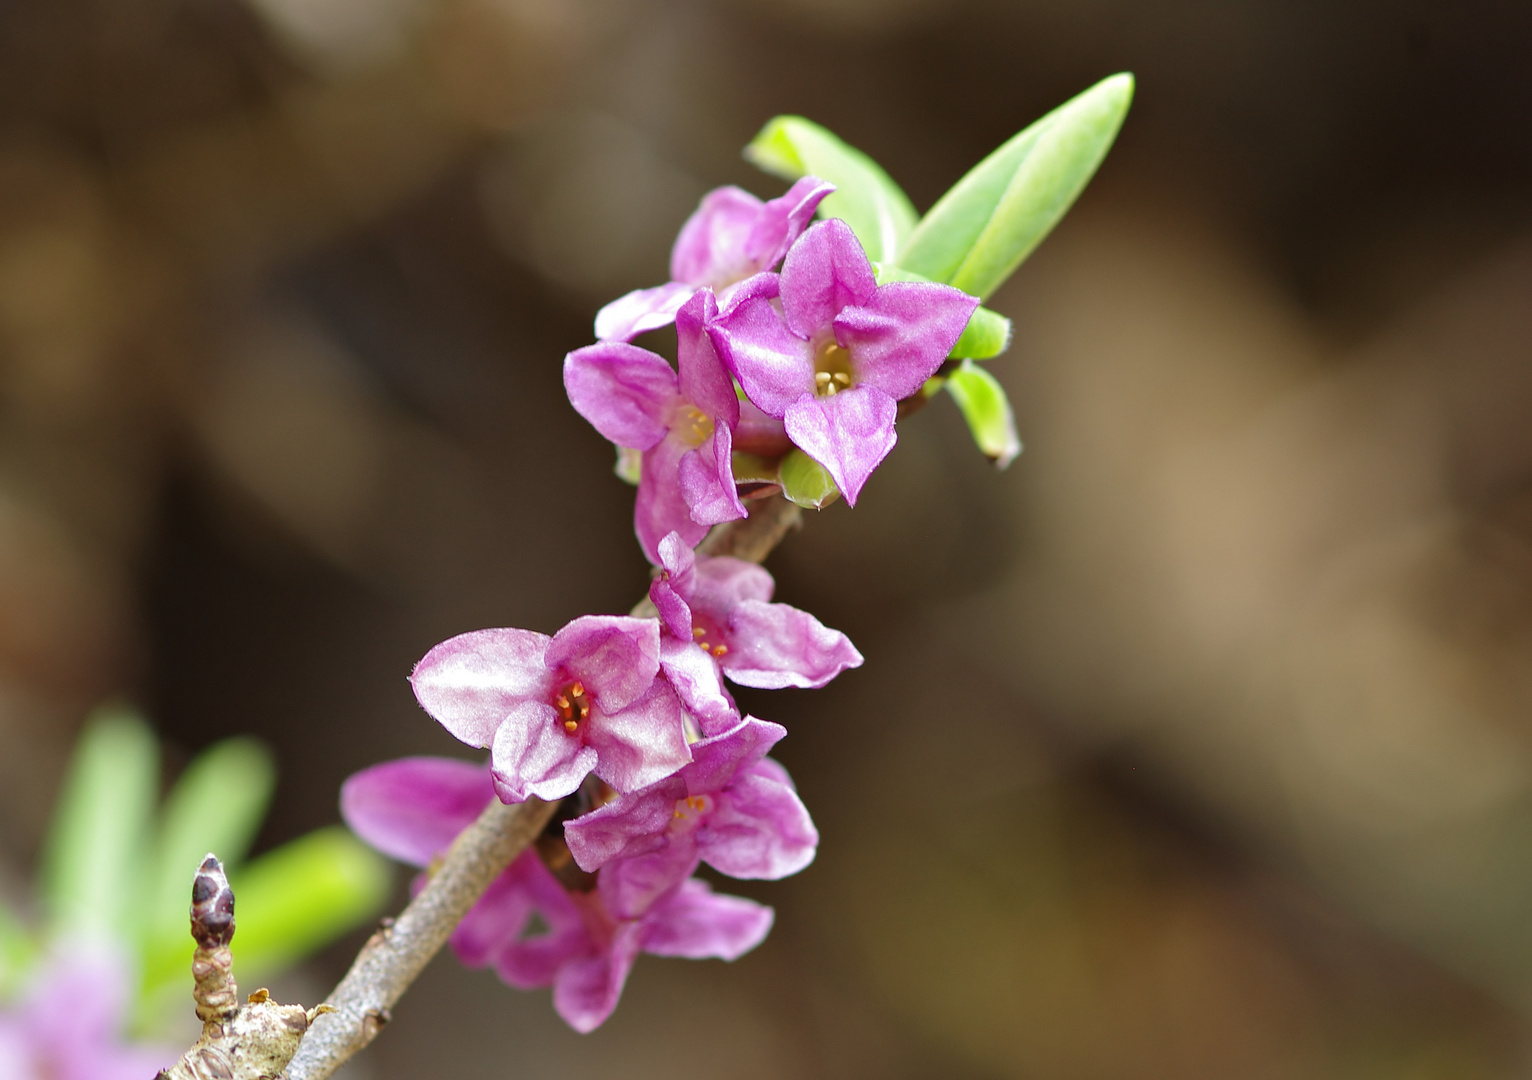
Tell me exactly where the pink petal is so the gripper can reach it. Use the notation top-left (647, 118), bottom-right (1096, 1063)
top-left (782, 386), bottom-right (897, 507)
top-left (709, 276), bottom-right (815, 418)
top-left (411, 628), bottom-right (553, 748)
top-left (639, 879), bottom-right (774, 960)
top-left (700, 770), bottom-right (818, 880)
top-left (597, 843), bottom-right (702, 921)
top-left (670, 186), bottom-right (764, 288)
top-left (563, 342), bottom-right (680, 450)
top-left (657, 635), bottom-right (738, 737)
top-left (691, 555), bottom-right (774, 612)
top-left (682, 715), bottom-right (783, 795)
top-left (593, 281), bottom-right (694, 342)
top-left (547, 614), bottom-right (661, 713)
top-left (563, 776), bottom-right (683, 872)
top-left (450, 861), bottom-right (535, 966)
top-left (552, 922), bottom-right (643, 1033)
top-left (636, 434), bottom-right (709, 565)
top-left (678, 423), bottom-right (747, 527)
top-left (834, 281), bottom-right (979, 401)
top-left (743, 176), bottom-right (836, 273)
top-left (490, 699), bottom-right (598, 802)
top-left (587, 680), bottom-right (693, 793)
top-left (676, 288), bottom-right (738, 427)
top-left (778, 218), bottom-right (877, 341)
top-left (722, 598), bottom-right (864, 690)
top-left (340, 757), bottom-right (489, 866)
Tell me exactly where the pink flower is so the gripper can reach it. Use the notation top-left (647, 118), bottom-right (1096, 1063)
top-left (649, 531), bottom-right (862, 734)
top-left (0, 947), bottom-right (173, 1080)
top-left (410, 616), bottom-right (691, 802)
top-left (593, 177), bottom-right (834, 343)
top-left (564, 715), bottom-right (817, 919)
top-left (341, 756), bottom-right (774, 1033)
top-left (566, 290), bottom-right (748, 563)
top-left (711, 218), bottom-right (978, 504)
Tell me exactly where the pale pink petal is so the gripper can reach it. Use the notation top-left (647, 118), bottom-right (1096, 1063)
top-left (670, 186), bottom-right (763, 287)
top-left (597, 844), bottom-right (701, 921)
top-left (709, 276), bottom-right (815, 418)
top-left (657, 636), bottom-right (738, 737)
top-left (593, 281), bottom-right (694, 342)
top-left (563, 776), bottom-right (682, 872)
top-left (743, 176), bottom-right (836, 272)
top-left (722, 599), bottom-right (864, 689)
top-left (636, 434), bottom-right (708, 565)
top-left (676, 288), bottom-right (738, 427)
top-left (563, 341), bottom-right (681, 451)
top-left (490, 699), bottom-right (598, 802)
top-left (678, 423), bottom-right (746, 527)
top-left (546, 615), bottom-right (660, 713)
top-left (410, 628), bottom-right (553, 748)
top-left (552, 922), bottom-right (643, 1033)
top-left (450, 862), bottom-right (535, 966)
top-left (587, 680), bottom-right (692, 793)
top-left (700, 771), bottom-right (818, 880)
top-left (649, 532), bottom-right (696, 640)
top-left (691, 555), bottom-right (774, 611)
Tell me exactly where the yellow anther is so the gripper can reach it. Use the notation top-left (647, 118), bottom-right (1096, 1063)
top-left (563, 719), bottom-right (579, 733)
top-left (571, 681), bottom-right (585, 696)
top-left (693, 627), bottom-right (706, 638)
top-left (554, 694), bottom-right (570, 710)
top-left (712, 645), bottom-right (728, 657)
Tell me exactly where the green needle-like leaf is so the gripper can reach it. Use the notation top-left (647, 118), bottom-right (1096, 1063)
top-left (226, 826), bottom-right (391, 981)
top-left (897, 73), bottom-right (1134, 299)
top-left (139, 738), bottom-right (275, 982)
top-left (778, 449), bottom-right (840, 509)
top-left (39, 706), bottom-right (158, 942)
top-left (946, 360), bottom-right (1022, 468)
top-left (745, 116), bottom-right (918, 263)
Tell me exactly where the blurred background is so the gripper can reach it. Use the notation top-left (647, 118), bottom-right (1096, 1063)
top-left (1, 0), bottom-right (1531, 1075)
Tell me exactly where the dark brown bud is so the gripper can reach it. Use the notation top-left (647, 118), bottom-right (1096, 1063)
top-left (191, 854), bottom-right (236, 949)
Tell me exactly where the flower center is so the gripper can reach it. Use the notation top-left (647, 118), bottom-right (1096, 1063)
top-left (673, 404), bottom-right (714, 448)
top-left (691, 617), bottom-right (729, 659)
top-left (672, 793), bottom-right (714, 830)
top-left (813, 341), bottom-right (854, 397)
top-left (553, 681), bottom-right (590, 733)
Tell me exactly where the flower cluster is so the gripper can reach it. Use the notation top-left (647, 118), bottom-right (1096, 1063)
top-left (344, 175), bottom-right (979, 1032)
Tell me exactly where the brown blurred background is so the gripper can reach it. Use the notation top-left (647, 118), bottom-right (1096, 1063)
top-left (2, 0), bottom-right (1532, 1075)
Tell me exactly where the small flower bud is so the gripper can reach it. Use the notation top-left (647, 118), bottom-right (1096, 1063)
top-left (190, 855), bottom-right (235, 950)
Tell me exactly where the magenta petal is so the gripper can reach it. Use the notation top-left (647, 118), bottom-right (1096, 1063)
top-left (547, 615), bottom-right (661, 712)
top-left (340, 757), bottom-right (489, 866)
top-left (450, 861), bottom-right (534, 966)
top-left (783, 386), bottom-right (897, 506)
top-left (679, 424), bottom-right (746, 527)
top-left (594, 281), bottom-right (694, 342)
top-left (564, 342), bottom-right (680, 450)
top-left (722, 598), bottom-right (863, 690)
top-left (553, 922), bottom-right (643, 1034)
top-left (411, 628), bottom-right (553, 748)
top-left (636, 435), bottom-right (708, 564)
top-left (563, 776), bottom-right (683, 872)
top-left (658, 636), bottom-right (738, 737)
top-left (587, 680), bottom-right (692, 793)
top-left (709, 281), bottom-right (815, 418)
top-left (670, 186), bottom-right (763, 288)
top-left (494, 852), bottom-right (592, 989)
top-left (676, 289), bottom-right (738, 427)
top-left (701, 770), bottom-right (818, 880)
top-left (491, 700), bottom-right (597, 802)
top-left (835, 281), bottom-right (979, 400)
top-left (744, 176), bottom-right (836, 272)
top-left (778, 218), bottom-right (877, 340)
top-left (598, 844), bottom-right (702, 921)
top-left (650, 533), bottom-right (695, 641)
top-left (639, 879), bottom-right (773, 960)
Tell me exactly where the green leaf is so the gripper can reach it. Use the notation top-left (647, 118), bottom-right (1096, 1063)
top-left (950, 306), bottom-right (1013, 360)
top-left (0, 902), bottom-right (35, 995)
top-left (40, 706), bottom-right (158, 942)
top-left (872, 261), bottom-right (1012, 360)
top-left (139, 738), bottom-right (275, 989)
top-left (946, 360), bottom-right (1021, 468)
top-left (745, 116), bottom-right (918, 263)
top-left (778, 449), bottom-right (840, 509)
top-left (615, 445), bottom-right (642, 485)
top-left (226, 827), bottom-right (391, 980)
top-left (897, 73), bottom-right (1134, 299)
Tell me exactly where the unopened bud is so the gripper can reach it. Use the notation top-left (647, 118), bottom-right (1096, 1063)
top-left (191, 855), bottom-right (235, 949)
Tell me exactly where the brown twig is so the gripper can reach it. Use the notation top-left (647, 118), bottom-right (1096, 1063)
top-left (279, 493), bottom-right (804, 1080)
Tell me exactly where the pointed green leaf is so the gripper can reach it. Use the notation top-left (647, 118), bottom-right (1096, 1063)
top-left (778, 448), bottom-right (840, 509)
top-left (745, 116), bottom-right (918, 263)
top-left (225, 827), bottom-right (390, 980)
top-left (40, 706), bottom-right (158, 942)
top-left (950, 306), bottom-right (1013, 360)
top-left (139, 738), bottom-right (275, 985)
top-left (897, 73), bottom-right (1134, 299)
top-left (872, 261), bottom-right (1012, 360)
top-left (946, 360), bottom-right (1021, 468)
top-left (0, 902), bottom-right (35, 995)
